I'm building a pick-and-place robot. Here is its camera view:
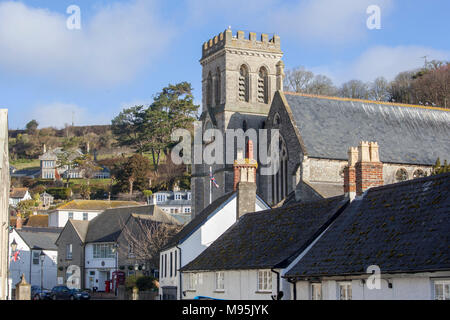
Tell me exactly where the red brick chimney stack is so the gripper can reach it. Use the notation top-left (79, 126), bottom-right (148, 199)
top-left (16, 213), bottom-right (23, 230)
top-left (344, 141), bottom-right (383, 200)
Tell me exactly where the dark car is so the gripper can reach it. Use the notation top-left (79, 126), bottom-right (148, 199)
top-left (31, 286), bottom-right (51, 300)
top-left (70, 288), bottom-right (90, 300)
top-left (50, 286), bottom-right (73, 300)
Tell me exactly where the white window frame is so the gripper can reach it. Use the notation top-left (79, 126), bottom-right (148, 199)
top-left (83, 212), bottom-right (88, 221)
top-left (184, 207), bottom-right (191, 213)
top-left (188, 273), bottom-right (197, 291)
top-left (93, 243), bottom-right (115, 259)
top-left (310, 283), bottom-right (322, 300)
top-left (66, 244), bottom-right (73, 260)
top-left (434, 280), bottom-right (450, 300)
top-left (215, 271), bottom-right (225, 291)
top-left (32, 251), bottom-right (40, 265)
top-left (338, 282), bottom-right (352, 300)
top-left (257, 270), bottom-right (272, 292)
top-left (68, 212), bottom-right (74, 220)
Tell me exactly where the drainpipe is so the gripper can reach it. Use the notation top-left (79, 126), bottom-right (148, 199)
top-left (287, 278), bottom-right (297, 300)
top-left (271, 268), bottom-right (281, 300)
top-left (176, 245), bottom-right (182, 300)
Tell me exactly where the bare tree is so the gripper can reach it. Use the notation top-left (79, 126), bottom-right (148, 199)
top-left (119, 215), bottom-right (182, 269)
top-left (339, 80), bottom-right (370, 99)
top-left (309, 74), bottom-right (337, 96)
top-left (284, 66), bottom-right (315, 92)
top-left (369, 77), bottom-right (390, 101)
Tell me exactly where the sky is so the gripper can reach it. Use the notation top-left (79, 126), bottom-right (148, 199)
top-left (0, 0), bottom-right (449, 129)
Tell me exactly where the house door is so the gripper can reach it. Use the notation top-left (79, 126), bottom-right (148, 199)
top-left (98, 271), bottom-right (108, 291)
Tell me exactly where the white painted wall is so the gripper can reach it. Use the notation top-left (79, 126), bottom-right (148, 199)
top-left (84, 243), bottom-right (117, 291)
top-left (8, 230), bottom-right (58, 298)
top-left (48, 210), bottom-right (102, 227)
top-left (292, 272), bottom-right (450, 300)
top-left (159, 195), bottom-right (269, 299)
top-left (182, 270), bottom-right (277, 300)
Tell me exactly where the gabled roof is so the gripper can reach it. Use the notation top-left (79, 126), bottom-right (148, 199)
top-left (10, 188), bottom-right (29, 199)
top-left (84, 205), bottom-right (179, 243)
top-left (282, 92), bottom-right (450, 165)
top-left (56, 200), bottom-right (143, 211)
top-left (70, 220), bottom-right (90, 242)
top-left (285, 172), bottom-right (450, 279)
top-left (162, 192), bottom-right (236, 250)
top-left (181, 195), bottom-right (348, 272)
top-left (17, 228), bottom-right (61, 250)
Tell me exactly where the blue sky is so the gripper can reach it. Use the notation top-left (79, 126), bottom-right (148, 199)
top-left (1, 0), bottom-right (449, 129)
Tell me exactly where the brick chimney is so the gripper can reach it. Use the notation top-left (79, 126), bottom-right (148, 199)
top-left (344, 141), bottom-right (383, 200)
top-left (234, 140), bottom-right (258, 219)
top-left (16, 213), bottom-right (23, 230)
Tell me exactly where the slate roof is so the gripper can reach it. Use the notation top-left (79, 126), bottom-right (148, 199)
top-left (10, 188), bottom-right (29, 199)
top-left (283, 92), bottom-right (450, 165)
top-left (181, 196), bottom-right (348, 271)
top-left (57, 200), bottom-right (143, 211)
top-left (285, 172), bottom-right (450, 279)
top-left (17, 228), bottom-right (61, 250)
top-left (163, 192), bottom-right (235, 250)
top-left (84, 205), bottom-right (180, 243)
top-left (70, 220), bottom-right (90, 242)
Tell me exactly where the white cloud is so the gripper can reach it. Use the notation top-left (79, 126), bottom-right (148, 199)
top-left (271, 0), bottom-right (393, 45)
top-left (0, 0), bottom-right (174, 86)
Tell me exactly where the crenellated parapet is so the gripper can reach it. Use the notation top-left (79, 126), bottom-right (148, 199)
top-left (201, 28), bottom-right (282, 60)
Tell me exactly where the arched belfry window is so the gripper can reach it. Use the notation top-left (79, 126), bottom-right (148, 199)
top-left (258, 67), bottom-right (269, 104)
top-left (271, 136), bottom-right (288, 205)
top-left (239, 65), bottom-right (249, 102)
top-left (206, 72), bottom-right (213, 108)
top-left (215, 67), bottom-right (221, 105)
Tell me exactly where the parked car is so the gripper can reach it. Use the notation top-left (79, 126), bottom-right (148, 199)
top-left (31, 286), bottom-right (51, 300)
top-left (70, 288), bottom-right (90, 300)
top-left (50, 286), bottom-right (73, 300)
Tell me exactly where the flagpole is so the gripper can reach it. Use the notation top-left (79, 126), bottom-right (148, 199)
top-left (209, 166), bottom-right (212, 205)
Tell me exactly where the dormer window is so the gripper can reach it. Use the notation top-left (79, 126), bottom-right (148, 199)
top-left (239, 65), bottom-right (249, 102)
top-left (175, 194), bottom-right (182, 200)
top-left (257, 67), bottom-right (269, 104)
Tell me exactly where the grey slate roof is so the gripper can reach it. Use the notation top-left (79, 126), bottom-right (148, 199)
top-left (285, 172), bottom-right (450, 279)
top-left (70, 220), bottom-right (89, 242)
top-left (17, 228), bottom-right (61, 250)
top-left (284, 92), bottom-right (450, 165)
top-left (85, 205), bottom-right (179, 243)
top-left (163, 192), bottom-right (235, 250)
top-left (181, 196), bottom-right (348, 271)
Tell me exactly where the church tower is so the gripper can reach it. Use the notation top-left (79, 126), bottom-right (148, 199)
top-left (191, 28), bottom-right (284, 216)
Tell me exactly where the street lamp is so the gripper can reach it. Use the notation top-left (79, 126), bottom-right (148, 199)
top-left (11, 239), bottom-right (17, 253)
top-left (39, 251), bottom-right (45, 291)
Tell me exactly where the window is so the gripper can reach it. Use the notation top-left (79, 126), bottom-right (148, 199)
top-left (32, 251), bottom-right (40, 265)
top-left (175, 194), bottom-right (182, 200)
top-left (310, 283), bottom-right (322, 300)
top-left (68, 212), bottom-right (74, 220)
top-left (395, 168), bottom-right (408, 182)
top-left (187, 193), bottom-right (191, 200)
top-left (215, 67), bottom-right (221, 105)
top-left (188, 273), bottom-right (197, 291)
top-left (164, 254), bottom-right (167, 278)
top-left (215, 271), bottom-right (225, 291)
top-left (174, 251), bottom-right (177, 277)
top-left (83, 212), bottom-right (88, 221)
top-left (170, 252), bottom-right (173, 278)
top-left (257, 67), bottom-right (269, 104)
top-left (128, 243), bottom-right (135, 258)
top-left (93, 243), bottom-right (115, 259)
top-left (338, 282), bottom-right (352, 300)
top-left (257, 270), bottom-right (272, 292)
top-left (413, 169), bottom-right (425, 179)
top-left (271, 136), bottom-right (288, 205)
top-left (184, 207), bottom-right (191, 213)
top-left (434, 281), bottom-right (450, 300)
top-left (238, 65), bottom-right (249, 102)
top-left (66, 244), bottom-right (73, 260)
top-left (156, 194), bottom-right (166, 202)
top-left (207, 72), bottom-right (213, 108)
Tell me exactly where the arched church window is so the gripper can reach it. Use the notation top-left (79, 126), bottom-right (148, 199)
top-left (271, 136), bottom-right (288, 205)
top-left (242, 120), bottom-right (248, 132)
top-left (413, 169), bottom-right (425, 179)
top-left (239, 65), bottom-right (249, 102)
top-left (395, 168), bottom-right (408, 182)
top-left (273, 113), bottom-right (281, 126)
top-left (207, 72), bottom-right (213, 108)
top-left (215, 67), bottom-right (221, 105)
top-left (258, 67), bottom-right (269, 104)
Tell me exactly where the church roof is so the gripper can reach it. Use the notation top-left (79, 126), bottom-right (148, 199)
top-left (181, 195), bottom-right (348, 272)
top-left (283, 92), bottom-right (450, 165)
top-left (284, 172), bottom-right (450, 279)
